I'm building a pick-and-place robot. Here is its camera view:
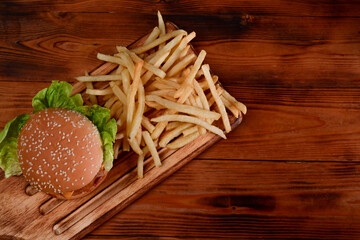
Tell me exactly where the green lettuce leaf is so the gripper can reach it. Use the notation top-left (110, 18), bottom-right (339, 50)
top-left (0, 114), bottom-right (30, 178)
top-left (32, 80), bottom-right (83, 112)
top-left (76, 105), bottom-right (117, 171)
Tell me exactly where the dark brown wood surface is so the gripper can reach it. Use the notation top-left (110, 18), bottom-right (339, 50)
top-left (1, 0), bottom-right (360, 239)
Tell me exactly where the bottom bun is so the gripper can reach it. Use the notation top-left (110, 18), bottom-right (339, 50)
top-left (49, 168), bottom-right (108, 200)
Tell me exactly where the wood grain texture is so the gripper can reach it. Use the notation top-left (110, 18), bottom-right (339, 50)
top-left (84, 159), bottom-right (360, 239)
top-left (1, 0), bottom-right (360, 17)
top-left (1, 0), bottom-right (360, 239)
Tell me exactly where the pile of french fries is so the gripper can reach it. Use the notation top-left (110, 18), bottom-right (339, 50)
top-left (76, 12), bottom-right (246, 178)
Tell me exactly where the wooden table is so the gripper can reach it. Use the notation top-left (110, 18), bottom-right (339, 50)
top-left (1, 1), bottom-right (360, 239)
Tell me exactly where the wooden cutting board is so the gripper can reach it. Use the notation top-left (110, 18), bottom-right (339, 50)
top-left (0, 22), bottom-right (242, 240)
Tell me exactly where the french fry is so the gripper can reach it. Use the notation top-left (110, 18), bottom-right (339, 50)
top-left (147, 33), bottom-right (184, 65)
top-left (167, 54), bottom-right (196, 77)
top-left (85, 82), bottom-right (98, 105)
top-left (131, 29), bottom-right (186, 54)
top-left (157, 11), bottom-right (166, 49)
top-left (162, 31), bottom-right (196, 72)
top-left (153, 78), bottom-right (181, 89)
top-left (123, 137), bottom-right (130, 152)
top-left (150, 109), bottom-right (176, 140)
top-left (109, 82), bottom-right (127, 104)
top-left (113, 140), bottom-right (122, 159)
top-left (104, 96), bottom-right (117, 109)
top-left (174, 50), bottom-right (206, 98)
top-left (167, 131), bottom-right (200, 149)
top-left (175, 69), bottom-right (193, 104)
top-left (146, 95), bottom-right (220, 120)
top-left (137, 146), bottom-right (149, 178)
top-left (118, 52), bottom-right (135, 79)
top-left (199, 75), bottom-right (219, 90)
top-left (117, 109), bottom-right (124, 122)
top-left (115, 132), bottom-right (125, 140)
top-left (142, 131), bottom-right (161, 167)
top-left (202, 64), bottom-right (231, 133)
top-left (195, 96), bottom-right (203, 109)
top-left (77, 75), bottom-right (122, 82)
top-left (145, 101), bottom-right (166, 110)
top-left (121, 68), bottom-right (131, 93)
top-left (144, 27), bottom-right (161, 45)
top-left (165, 122), bottom-right (182, 131)
top-left (221, 95), bottom-right (240, 117)
top-left (115, 65), bottom-right (124, 75)
top-left (152, 114), bottom-right (226, 139)
top-left (182, 125), bottom-right (199, 136)
top-left (146, 90), bottom-right (176, 98)
top-left (180, 45), bottom-right (191, 58)
top-left (193, 80), bottom-right (209, 110)
top-left (96, 53), bottom-right (126, 66)
top-left (116, 114), bottom-right (125, 127)
top-left (127, 61), bottom-right (144, 135)
top-left (83, 71), bottom-right (99, 105)
top-left (179, 67), bottom-right (191, 83)
top-left (141, 116), bottom-right (155, 133)
top-left (188, 93), bottom-right (207, 135)
top-left (136, 126), bottom-right (142, 145)
top-left (151, 121), bottom-right (168, 140)
top-left (188, 94), bottom-right (197, 107)
top-left (150, 82), bottom-right (176, 90)
top-left (128, 137), bottom-right (143, 155)
top-left (129, 80), bottom-right (145, 139)
top-left (116, 46), bottom-right (166, 79)
top-left (222, 89), bottom-right (247, 115)
top-left (142, 51), bottom-right (170, 84)
top-left (116, 113), bottom-right (125, 127)
top-left (143, 50), bottom-right (157, 63)
top-left (177, 84), bottom-right (194, 104)
top-left (159, 123), bottom-right (193, 147)
top-left (195, 69), bottom-right (204, 79)
top-left (207, 86), bottom-right (223, 108)
top-left (86, 88), bottom-right (113, 95)
top-left (110, 101), bottom-right (122, 117)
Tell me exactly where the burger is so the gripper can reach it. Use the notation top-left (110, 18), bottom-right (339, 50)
top-left (0, 81), bottom-right (117, 199)
top-left (18, 108), bottom-right (107, 199)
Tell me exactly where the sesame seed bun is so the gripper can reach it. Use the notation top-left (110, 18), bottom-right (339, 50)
top-left (17, 108), bottom-right (106, 199)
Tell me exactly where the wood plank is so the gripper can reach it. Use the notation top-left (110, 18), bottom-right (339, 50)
top-left (2, 84), bottom-right (359, 116)
top-left (2, 13), bottom-right (359, 42)
top-left (2, 81), bottom-right (360, 104)
top-left (1, 14), bottom-right (360, 87)
top-left (200, 40), bottom-right (360, 87)
top-left (0, 176), bottom-right (50, 236)
top-left (84, 159), bottom-right (360, 239)
top-left (1, 0), bottom-right (360, 17)
top-left (225, 86), bottom-right (360, 109)
top-left (3, 36), bottom-right (360, 87)
top-left (200, 103), bottom-right (360, 161)
top-left (2, 85), bottom-right (359, 162)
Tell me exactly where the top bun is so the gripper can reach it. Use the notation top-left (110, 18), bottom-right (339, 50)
top-left (17, 108), bottom-right (103, 196)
